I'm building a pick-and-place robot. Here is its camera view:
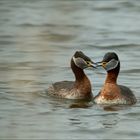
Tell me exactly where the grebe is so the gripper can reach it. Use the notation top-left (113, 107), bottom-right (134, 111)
top-left (94, 52), bottom-right (136, 105)
top-left (47, 51), bottom-right (96, 100)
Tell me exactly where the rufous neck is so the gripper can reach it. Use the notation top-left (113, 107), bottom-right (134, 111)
top-left (70, 58), bottom-right (92, 98)
top-left (105, 62), bottom-right (120, 84)
top-left (105, 71), bottom-right (118, 84)
top-left (71, 58), bottom-right (87, 81)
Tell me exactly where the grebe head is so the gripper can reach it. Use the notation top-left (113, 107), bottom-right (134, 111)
top-left (97, 52), bottom-right (120, 72)
top-left (72, 51), bottom-right (96, 69)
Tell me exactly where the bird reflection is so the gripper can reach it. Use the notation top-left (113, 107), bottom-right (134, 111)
top-left (69, 100), bottom-right (93, 108)
top-left (100, 113), bottom-right (120, 128)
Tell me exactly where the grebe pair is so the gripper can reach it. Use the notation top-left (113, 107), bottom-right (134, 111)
top-left (47, 51), bottom-right (136, 105)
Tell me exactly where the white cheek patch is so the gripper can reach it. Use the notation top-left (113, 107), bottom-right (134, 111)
top-left (72, 56), bottom-right (87, 68)
top-left (105, 59), bottom-right (119, 71)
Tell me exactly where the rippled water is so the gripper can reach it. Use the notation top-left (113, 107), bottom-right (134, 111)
top-left (0, 0), bottom-right (140, 139)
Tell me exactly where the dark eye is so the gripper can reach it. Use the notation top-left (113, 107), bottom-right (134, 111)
top-left (86, 61), bottom-right (92, 65)
top-left (102, 62), bottom-right (107, 65)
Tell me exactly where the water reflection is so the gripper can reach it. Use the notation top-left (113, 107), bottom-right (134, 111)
top-left (69, 118), bottom-right (81, 125)
top-left (0, 0), bottom-right (140, 139)
top-left (100, 114), bottom-right (120, 128)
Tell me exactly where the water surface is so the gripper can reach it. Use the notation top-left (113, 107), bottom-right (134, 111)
top-left (0, 0), bottom-right (140, 139)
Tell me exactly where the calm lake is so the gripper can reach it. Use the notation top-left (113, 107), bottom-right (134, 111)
top-left (0, 0), bottom-right (140, 139)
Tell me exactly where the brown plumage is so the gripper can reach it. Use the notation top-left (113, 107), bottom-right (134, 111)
top-left (94, 52), bottom-right (136, 105)
top-left (47, 51), bottom-right (96, 100)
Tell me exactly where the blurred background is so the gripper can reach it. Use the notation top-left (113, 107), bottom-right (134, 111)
top-left (0, 0), bottom-right (140, 139)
